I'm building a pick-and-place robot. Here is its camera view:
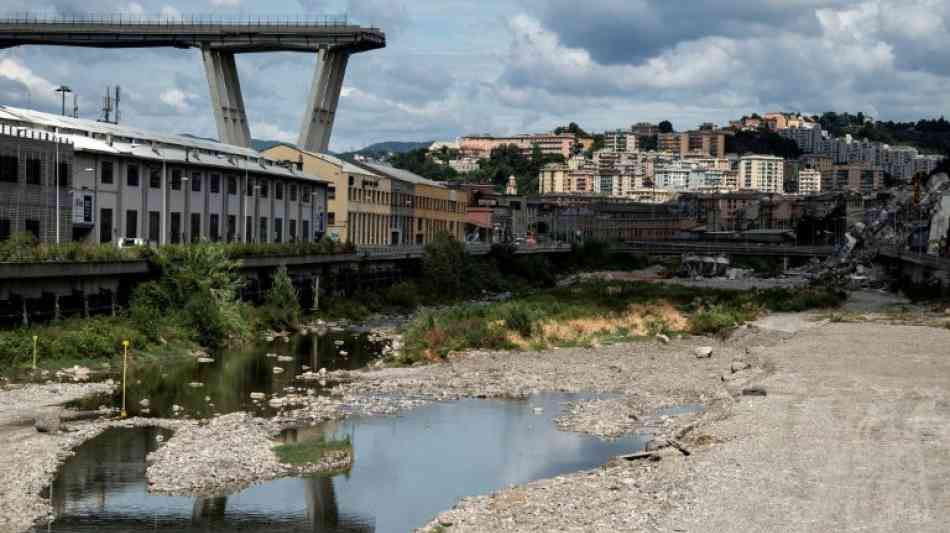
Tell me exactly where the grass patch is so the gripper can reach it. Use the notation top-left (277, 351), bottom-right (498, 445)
top-left (397, 281), bottom-right (845, 364)
top-left (273, 436), bottom-right (353, 466)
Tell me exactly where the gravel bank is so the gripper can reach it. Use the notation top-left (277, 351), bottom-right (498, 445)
top-left (419, 319), bottom-right (950, 532)
top-left (145, 411), bottom-right (351, 496)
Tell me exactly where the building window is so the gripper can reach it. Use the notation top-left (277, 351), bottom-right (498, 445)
top-left (100, 208), bottom-right (113, 243)
top-left (210, 214), bottom-right (220, 242)
top-left (58, 162), bottom-right (70, 187)
top-left (126, 209), bottom-right (138, 238)
top-left (0, 155), bottom-right (17, 183)
top-left (290, 184), bottom-right (298, 202)
top-left (210, 174), bottom-right (220, 194)
top-left (0, 219), bottom-right (9, 240)
top-left (275, 182), bottom-right (284, 200)
top-left (245, 216), bottom-right (253, 242)
top-left (227, 176), bottom-right (237, 195)
top-left (259, 180), bottom-right (268, 198)
top-left (101, 161), bottom-right (114, 184)
top-left (190, 213), bottom-right (201, 242)
top-left (302, 220), bottom-right (310, 242)
top-left (25, 219), bottom-right (40, 240)
top-left (348, 176), bottom-right (354, 187)
top-left (26, 158), bottom-right (41, 185)
top-left (289, 219), bottom-right (297, 241)
top-left (303, 186), bottom-right (311, 203)
top-left (191, 173), bottom-right (202, 192)
top-left (171, 169), bottom-right (182, 190)
top-left (327, 212), bottom-right (335, 225)
top-left (148, 211), bottom-right (160, 243)
top-left (227, 215), bottom-right (236, 242)
top-left (246, 179), bottom-right (255, 196)
top-left (259, 217), bottom-right (268, 243)
top-left (149, 167), bottom-right (161, 188)
top-left (127, 165), bottom-right (139, 187)
top-left (274, 217), bottom-right (283, 243)
top-left (170, 212), bottom-right (181, 243)
top-left (327, 186), bottom-right (335, 200)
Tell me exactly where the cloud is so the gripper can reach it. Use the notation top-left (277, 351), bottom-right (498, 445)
top-left (210, 0), bottom-right (240, 6)
top-left (0, 55), bottom-right (60, 108)
top-left (159, 88), bottom-right (196, 113)
top-left (251, 121), bottom-right (296, 143)
top-left (159, 5), bottom-right (181, 19)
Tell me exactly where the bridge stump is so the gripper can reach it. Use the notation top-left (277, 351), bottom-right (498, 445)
top-left (311, 275), bottom-right (320, 311)
top-left (110, 291), bottom-right (117, 317)
top-left (21, 298), bottom-right (28, 327)
top-left (53, 294), bottom-right (61, 321)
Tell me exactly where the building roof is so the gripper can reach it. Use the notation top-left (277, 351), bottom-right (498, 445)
top-left (266, 143), bottom-right (380, 178)
top-left (0, 105), bottom-right (330, 183)
top-left (357, 161), bottom-right (448, 188)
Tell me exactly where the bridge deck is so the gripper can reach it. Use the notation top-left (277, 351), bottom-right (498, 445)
top-left (0, 17), bottom-right (385, 53)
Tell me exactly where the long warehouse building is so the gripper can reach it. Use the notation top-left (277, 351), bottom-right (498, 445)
top-left (0, 106), bottom-right (330, 246)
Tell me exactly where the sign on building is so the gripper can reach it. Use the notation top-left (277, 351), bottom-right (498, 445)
top-left (71, 189), bottom-right (95, 225)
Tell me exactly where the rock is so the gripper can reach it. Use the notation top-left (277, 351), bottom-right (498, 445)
top-left (644, 438), bottom-right (666, 452)
top-left (197, 357), bottom-right (215, 364)
top-left (339, 350), bottom-right (348, 356)
top-left (334, 340), bottom-right (345, 346)
top-left (188, 382), bottom-right (204, 388)
top-left (34, 412), bottom-right (61, 433)
top-left (694, 346), bottom-right (713, 359)
top-left (656, 333), bottom-right (671, 344)
top-left (731, 361), bottom-right (751, 373)
top-left (265, 353), bottom-right (277, 358)
top-left (318, 367), bottom-right (327, 375)
top-left (139, 398), bottom-right (151, 408)
top-left (273, 367), bottom-right (285, 375)
top-left (741, 386), bottom-right (767, 397)
top-left (277, 355), bottom-right (294, 363)
top-left (155, 434), bottom-right (164, 443)
top-left (532, 407), bottom-right (543, 414)
top-left (171, 404), bottom-right (183, 413)
top-left (249, 392), bottom-right (266, 400)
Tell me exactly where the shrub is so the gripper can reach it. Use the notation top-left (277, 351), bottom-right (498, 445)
top-left (503, 306), bottom-right (535, 337)
top-left (690, 305), bottom-right (741, 335)
top-left (382, 281), bottom-right (419, 310)
top-left (261, 265), bottom-right (301, 329)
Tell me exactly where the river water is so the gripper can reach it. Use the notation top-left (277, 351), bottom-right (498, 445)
top-left (43, 394), bottom-right (695, 533)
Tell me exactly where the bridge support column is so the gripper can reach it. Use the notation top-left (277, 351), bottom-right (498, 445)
top-left (783, 256), bottom-right (789, 273)
top-left (311, 275), bottom-right (320, 311)
top-left (298, 49), bottom-right (350, 153)
top-left (202, 48), bottom-right (252, 148)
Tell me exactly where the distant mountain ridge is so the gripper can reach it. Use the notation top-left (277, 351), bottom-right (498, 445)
top-left (179, 134), bottom-right (430, 157)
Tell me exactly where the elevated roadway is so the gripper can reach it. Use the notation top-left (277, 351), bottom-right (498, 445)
top-left (0, 15), bottom-right (385, 151)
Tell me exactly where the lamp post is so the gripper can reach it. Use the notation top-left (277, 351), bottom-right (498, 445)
top-left (55, 86), bottom-right (71, 116)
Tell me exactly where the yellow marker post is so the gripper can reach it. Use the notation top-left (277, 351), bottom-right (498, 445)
top-left (32, 336), bottom-right (38, 371)
top-left (121, 340), bottom-right (130, 418)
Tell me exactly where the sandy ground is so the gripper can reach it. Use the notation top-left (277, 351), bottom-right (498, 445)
top-left (422, 315), bottom-right (950, 532)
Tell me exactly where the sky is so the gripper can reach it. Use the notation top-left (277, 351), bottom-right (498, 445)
top-left (1, 0), bottom-right (950, 152)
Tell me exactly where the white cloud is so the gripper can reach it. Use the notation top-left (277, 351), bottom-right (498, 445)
top-left (251, 122), bottom-right (296, 143)
top-left (0, 55), bottom-right (60, 106)
top-left (210, 0), bottom-right (241, 6)
top-left (159, 88), bottom-right (195, 113)
top-left (159, 5), bottom-right (181, 19)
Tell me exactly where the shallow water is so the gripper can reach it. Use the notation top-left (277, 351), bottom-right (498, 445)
top-left (44, 394), bottom-right (697, 533)
top-left (69, 330), bottom-right (387, 418)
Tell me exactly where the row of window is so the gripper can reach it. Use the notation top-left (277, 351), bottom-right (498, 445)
top-left (96, 163), bottom-right (314, 204)
top-left (334, 186), bottom-right (464, 213)
top-left (98, 207), bottom-right (316, 244)
top-left (0, 154), bottom-right (71, 187)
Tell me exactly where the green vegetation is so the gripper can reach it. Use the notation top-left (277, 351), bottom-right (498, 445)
top-left (0, 232), bottom-right (143, 262)
top-left (273, 435), bottom-right (353, 466)
top-left (396, 281), bottom-right (845, 363)
top-left (726, 130), bottom-right (803, 159)
top-left (260, 265), bottom-right (302, 330)
top-left (0, 234), bottom-right (353, 264)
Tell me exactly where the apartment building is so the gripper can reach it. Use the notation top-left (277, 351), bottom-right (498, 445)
top-left (778, 127), bottom-right (825, 154)
top-left (460, 132), bottom-right (583, 160)
top-left (0, 106), bottom-right (329, 246)
top-left (738, 155), bottom-right (784, 193)
top-left (603, 130), bottom-right (638, 153)
top-left (820, 162), bottom-right (883, 195)
top-left (657, 130), bottom-right (727, 158)
top-left (798, 169), bottom-right (822, 195)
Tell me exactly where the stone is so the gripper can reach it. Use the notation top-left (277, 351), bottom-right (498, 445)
top-left (731, 361), bottom-right (751, 373)
top-left (656, 333), bottom-right (671, 344)
top-left (250, 392), bottom-right (266, 400)
top-left (139, 398), bottom-right (151, 408)
top-left (318, 367), bottom-right (327, 375)
top-left (34, 412), bottom-right (61, 433)
top-left (273, 367), bottom-right (285, 375)
top-left (277, 355), bottom-right (294, 363)
top-left (197, 357), bottom-right (215, 364)
top-left (644, 438), bottom-right (666, 452)
top-left (188, 382), bottom-right (204, 388)
top-left (694, 346), bottom-right (713, 359)
top-left (741, 386), bottom-right (767, 397)
top-left (265, 353), bottom-right (277, 358)
top-left (334, 340), bottom-right (345, 346)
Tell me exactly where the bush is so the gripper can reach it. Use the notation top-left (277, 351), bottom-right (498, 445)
top-left (261, 265), bottom-right (301, 330)
top-left (382, 281), bottom-right (420, 310)
top-left (503, 306), bottom-right (535, 337)
top-left (422, 233), bottom-right (468, 298)
top-left (690, 305), bottom-right (742, 335)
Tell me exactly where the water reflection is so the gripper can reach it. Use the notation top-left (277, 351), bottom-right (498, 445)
top-left (70, 331), bottom-right (388, 419)
top-left (46, 395), bottom-right (692, 532)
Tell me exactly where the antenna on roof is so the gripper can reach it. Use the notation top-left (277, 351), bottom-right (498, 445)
top-left (115, 86), bottom-right (121, 125)
top-left (99, 86), bottom-right (121, 124)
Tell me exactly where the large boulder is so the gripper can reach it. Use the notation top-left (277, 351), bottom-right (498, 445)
top-left (34, 411), bottom-right (62, 433)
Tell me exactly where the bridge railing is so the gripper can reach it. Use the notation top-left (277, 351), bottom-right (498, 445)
top-left (0, 13), bottom-right (360, 28)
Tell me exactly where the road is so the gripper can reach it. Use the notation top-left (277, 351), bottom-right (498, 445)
top-left (661, 317), bottom-right (950, 532)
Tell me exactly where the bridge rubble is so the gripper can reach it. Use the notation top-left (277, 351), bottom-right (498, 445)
top-left (815, 171), bottom-right (950, 290)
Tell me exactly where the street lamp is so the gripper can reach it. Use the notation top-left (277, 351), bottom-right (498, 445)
top-left (55, 86), bottom-right (72, 116)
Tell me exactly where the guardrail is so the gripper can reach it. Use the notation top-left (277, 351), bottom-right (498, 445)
top-left (619, 240), bottom-right (836, 257)
top-left (0, 13), bottom-right (356, 27)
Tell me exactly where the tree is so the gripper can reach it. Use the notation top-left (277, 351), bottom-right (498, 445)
top-left (388, 148), bottom-right (460, 181)
top-left (658, 120), bottom-right (674, 134)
